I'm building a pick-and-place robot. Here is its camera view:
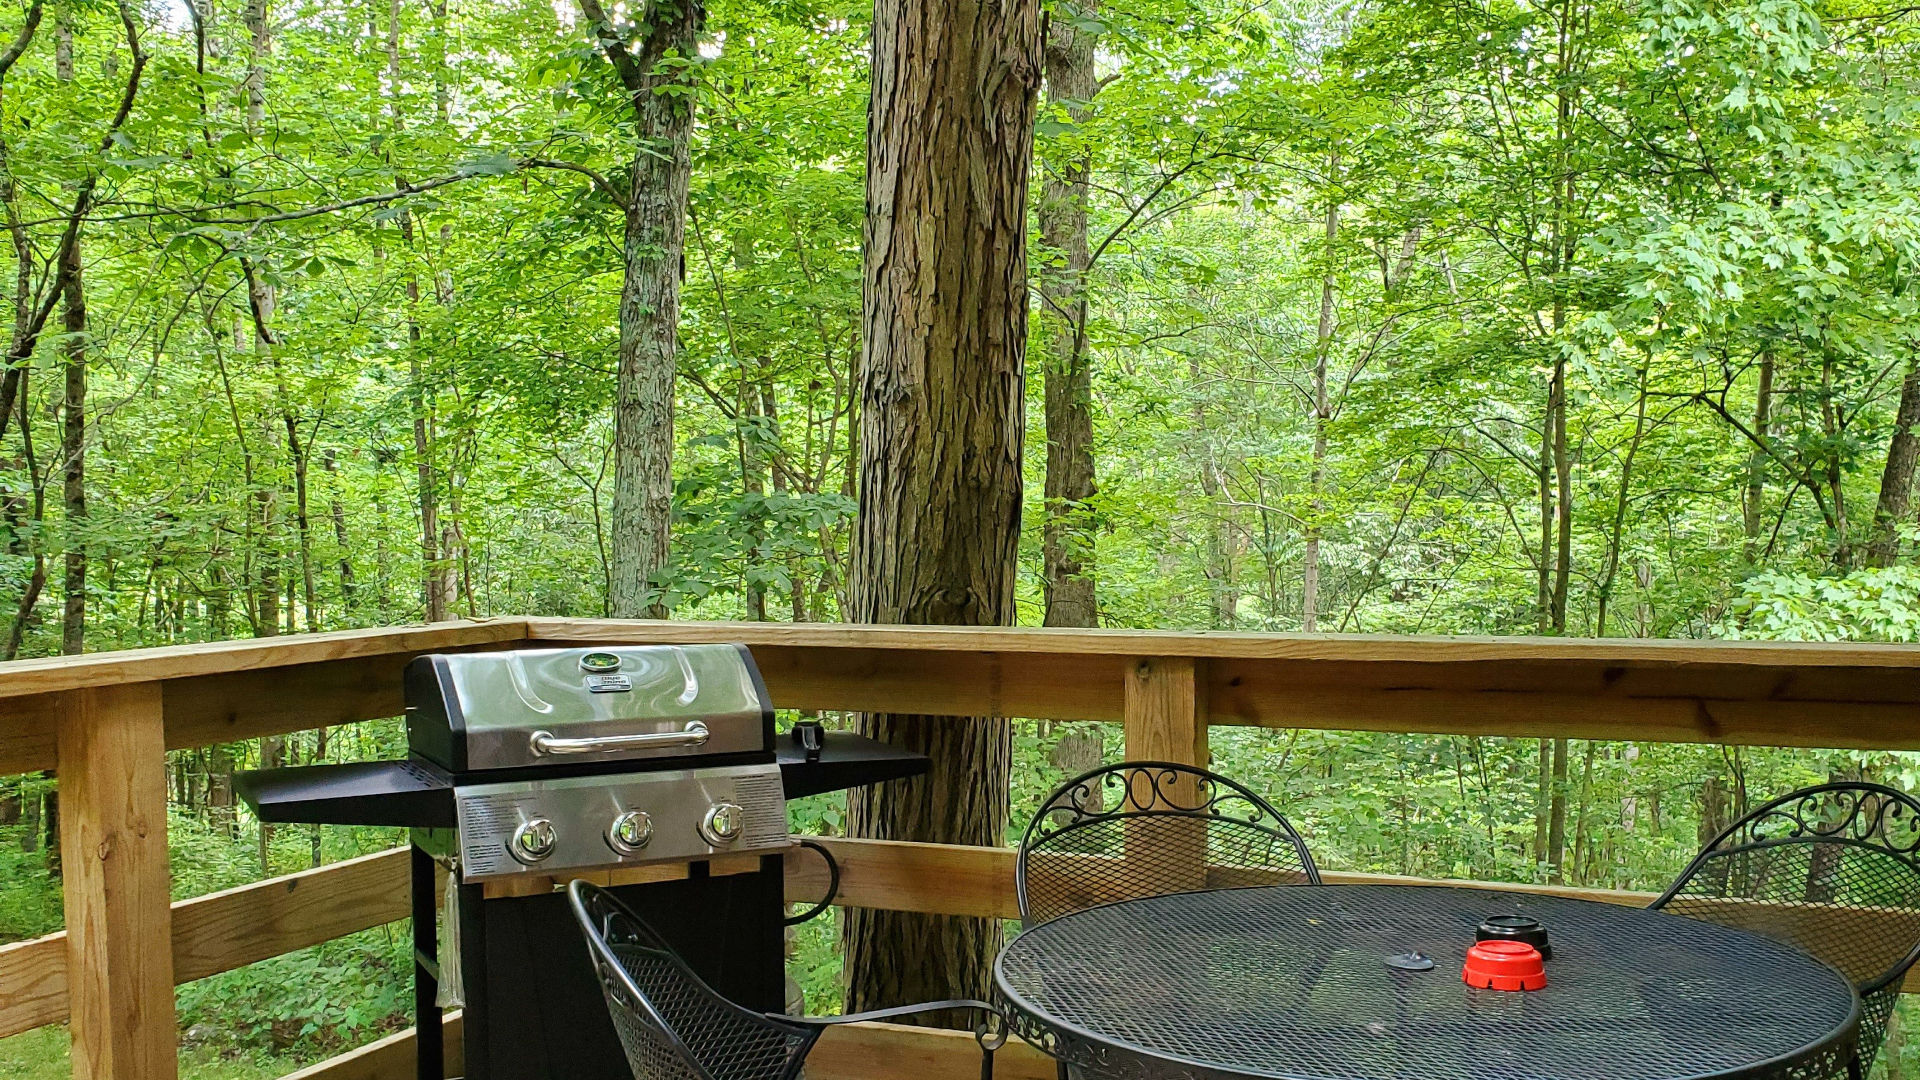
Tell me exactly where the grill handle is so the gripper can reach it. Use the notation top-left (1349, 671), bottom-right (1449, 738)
top-left (527, 722), bottom-right (711, 756)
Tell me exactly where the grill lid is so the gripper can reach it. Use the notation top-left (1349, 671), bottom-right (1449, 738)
top-left (405, 644), bottom-right (774, 773)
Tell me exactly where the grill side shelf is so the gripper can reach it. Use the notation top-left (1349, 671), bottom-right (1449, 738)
top-left (235, 759), bottom-right (456, 828)
top-left (777, 731), bottom-right (930, 798)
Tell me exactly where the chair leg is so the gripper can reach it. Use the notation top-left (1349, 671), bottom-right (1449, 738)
top-left (1056, 1063), bottom-right (1069, 1080)
top-left (980, 1047), bottom-right (995, 1080)
top-left (1847, 1054), bottom-right (1864, 1080)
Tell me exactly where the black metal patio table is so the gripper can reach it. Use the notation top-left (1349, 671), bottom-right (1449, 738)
top-left (993, 884), bottom-right (1862, 1080)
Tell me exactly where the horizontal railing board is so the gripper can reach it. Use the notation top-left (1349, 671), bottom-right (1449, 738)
top-left (0, 848), bottom-right (421, 1040)
top-left (1204, 668), bottom-right (1920, 749)
top-left (173, 848), bottom-right (426, 983)
top-left (0, 692), bottom-right (61, 779)
top-left (809, 1020), bottom-right (1056, 1080)
top-left (281, 1012), bottom-right (462, 1080)
top-left (787, 835), bottom-right (1021, 919)
top-left (779, 835), bottom-right (1654, 917)
top-left (0, 932), bottom-right (66, 1035)
top-left (279, 1015), bottom-right (1047, 1080)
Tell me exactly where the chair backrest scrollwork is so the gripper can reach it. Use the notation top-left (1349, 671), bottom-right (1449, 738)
top-left (1016, 760), bottom-right (1322, 929)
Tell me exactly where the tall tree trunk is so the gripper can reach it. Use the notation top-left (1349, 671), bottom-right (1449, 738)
top-left (287, 415), bottom-right (316, 630)
top-left (1037, 1), bottom-right (1098, 629)
top-left (1824, 353), bottom-right (1852, 568)
top-left (243, 0), bottom-right (268, 129)
top-left (250, 285), bottom-right (317, 634)
top-left (256, 735), bottom-right (281, 871)
top-left (405, 304), bottom-right (442, 620)
top-left (844, 0), bottom-right (1040, 1021)
top-left (323, 449), bottom-right (355, 613)
top-left (1533, 737), bottom-right (1550, 870)
top-left (1865, 353), bottom-right (1920, 568)
top-left (245, 303), bottom-right (281, 637)
top-left (385, 0), bottom-right (448, 622)
top-left (740, 382), bottom-right (769, 622)
top-left (55, 8), bottom-right (83, 656)
top-left (1742, 352), bottom-right (1774, 563)
top-left (1304, 157), bottom-right (1338, 633)
top-left (1, 7), bottom-right (42, 551)
top-left (5, 369), bottom-right (45, 660)
top-left (1542, 0), bottom-right (1579, 634)
top-left (1571, 739), bottom-right (1596, 884)
top-left (578, 0), bottom-right (702, 620)
top-left (54, 0), bottom-right (71, 76)
top-left (42, 776), bottom-right (59, 877)
top-left (374, 482), bottom-right (393, 621)
top-left (1595, 362), bottom-right (1650, 636)
top-left (1550, 358), bottom-right (1571, 630)
top-left (1547, 736), bottom-right (1569, 884)
top-left (1191, 361), bottom-right (1239, 627)
top-left (58, 238), bottom-right (83, 655)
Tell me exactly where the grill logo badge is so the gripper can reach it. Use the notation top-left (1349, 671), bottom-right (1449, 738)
top-left (584, 674), bottom-right (633, 693)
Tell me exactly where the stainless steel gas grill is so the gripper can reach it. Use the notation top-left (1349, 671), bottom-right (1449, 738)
top-left (235, 643), bottom-right (926, 1080)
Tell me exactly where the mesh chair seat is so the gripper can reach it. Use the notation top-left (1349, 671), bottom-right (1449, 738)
top-left (1017, 761), bottom-right (1321, 929)
top-left (1652, 782), bottom-right (1920, 1079)
top-left (568, 879), bottom-right (1004, 1080)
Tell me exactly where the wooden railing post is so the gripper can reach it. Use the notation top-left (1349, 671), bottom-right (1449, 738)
top-left (57, 682), bottom-right (177, 1080)
top-left (1123, 656), bottom-right (1208, 767)
top-left (1122, 657), bottom-right (1210, 888)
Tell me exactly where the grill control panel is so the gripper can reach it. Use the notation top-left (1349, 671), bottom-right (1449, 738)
top-left (453, 762), bottom-right (788, 882)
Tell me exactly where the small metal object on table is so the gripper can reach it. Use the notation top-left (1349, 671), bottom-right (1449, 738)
top-left (994, 884), bottom-right (1861, 1080)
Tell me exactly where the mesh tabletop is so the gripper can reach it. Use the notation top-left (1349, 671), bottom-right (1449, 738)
top-left (994, 884), bottom-right (1860, 1080)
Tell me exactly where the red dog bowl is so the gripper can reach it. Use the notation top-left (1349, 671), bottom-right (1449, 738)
top-left (1462, 939), bottom-right (1546, 991)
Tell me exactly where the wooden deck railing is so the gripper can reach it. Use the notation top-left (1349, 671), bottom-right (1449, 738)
top-left (6, 617), bottom-right (1920, 1080)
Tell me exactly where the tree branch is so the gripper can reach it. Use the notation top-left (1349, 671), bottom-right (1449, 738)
top-left (210, 171), bottom-right (472, 227)
top-left (0, 0), bottom-right (43, 83)
top-left (522, 157), bottom-right (627, 208)
top-left (576, 0), bottom-right (649, 96)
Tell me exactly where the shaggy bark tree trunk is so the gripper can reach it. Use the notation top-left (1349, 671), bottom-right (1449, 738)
top-left (1865, 353), bottom-right (1920, 568)
top-left (55, 13), bottom-right (84, 655)
top-left (1038, 1), bottom-right (1098, 629)
top-left (579, 0), bottom-right (701, 620)
top-left (843, 0), bottom-right (1041, 1021)
top-left (59, 236), bottom-right (83, 655)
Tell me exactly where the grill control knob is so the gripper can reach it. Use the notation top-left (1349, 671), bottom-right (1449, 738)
top-left (510, 818), bottom-right (557, 864)
top-left (607, 810), bottom-right (654, 856)
top-left (700, 802), bottom-right (746, 847)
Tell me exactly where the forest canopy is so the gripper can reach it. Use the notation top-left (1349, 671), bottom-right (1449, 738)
top-left (0, 0), bottom-right (1915, 648)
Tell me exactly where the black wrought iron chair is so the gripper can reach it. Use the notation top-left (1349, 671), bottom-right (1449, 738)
top-left (1651, 782), bottom-right (1920, 1079)
top-left (1016, 760), bottom-right (1322, 929)
top-left (567, 879), bottom-right (1005, 1080)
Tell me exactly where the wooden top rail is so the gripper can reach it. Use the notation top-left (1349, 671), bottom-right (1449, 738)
top-left (529, 619), bottom-right (1920, 750)
top-left (6, 618), bottom-right (1920, 774)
